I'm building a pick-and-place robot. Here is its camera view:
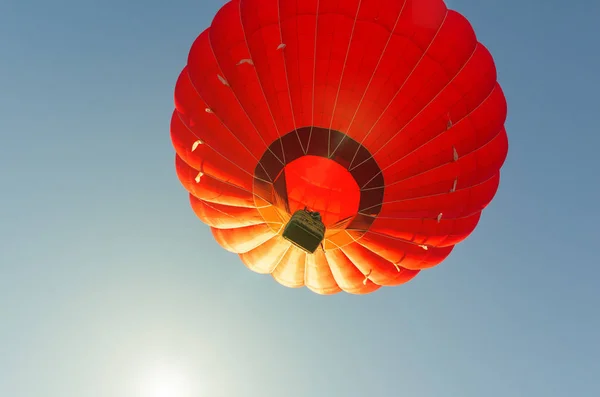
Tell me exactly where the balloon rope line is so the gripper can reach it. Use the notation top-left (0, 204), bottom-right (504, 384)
top-left (350, 41), bottom-right (479, 178)
top-left (237, 0), bottom-right (289, 164)
top-left (178, 112), bottom-right (270, 183)
top-left (305, 0), bottom-right (320, 155)
top-left (180, 114), bottom-right (279, 209)
top-left (358, 83), bottom-right (498, 190)
top-left (274, 0), bottom-right (305, 156)
top-left (361, 172), bottom-right (497, 211)
top-left (345, 11), bottom-right (449, 171)
top-left (206, 29), bottom-right (286, 167)
top-left (182, 68), bottom-right (274, 181)
top-left (326, 0), bottom-right (363, 158)
top-left (328, 0), bottom-right (407, 160)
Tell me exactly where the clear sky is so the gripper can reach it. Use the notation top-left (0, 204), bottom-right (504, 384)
top-left (1, 0), bottom-right (599, 396)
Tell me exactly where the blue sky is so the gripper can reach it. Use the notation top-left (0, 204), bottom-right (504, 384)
top-left (1, 0), bottom-right (598, 396)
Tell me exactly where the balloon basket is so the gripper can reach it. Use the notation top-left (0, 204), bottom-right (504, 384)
top-left (282, 209), bottom-right (326, 254)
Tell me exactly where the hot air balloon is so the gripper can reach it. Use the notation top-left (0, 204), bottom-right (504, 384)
top-left (170, 0), bottom-right (508, 294)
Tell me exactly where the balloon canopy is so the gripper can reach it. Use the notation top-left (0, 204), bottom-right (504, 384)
top-left (170, 0), bottom-right (508, 294)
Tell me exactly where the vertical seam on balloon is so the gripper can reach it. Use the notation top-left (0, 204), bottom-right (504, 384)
top-left (309, 251), bottom-right (342, 295)
top-left (207, 21), bottom-right (285, 167)
top-left (348, 236), bottom-right (420, 283)
top-left (357, 229), bottom-right (440, 250)
top-left (275, 0), bottom-right (305, 155)
top-left (176, 105), bottom-right (276, 212)
top-left (322, 250), bottom-right (340, 284)
top-left (269, 243), bottom-right (293, 276)
top-left (316, 251), bottom-right (342, 294)
top-left (361, 238), bottom-right (421, 270)
top-left (346, 9), bottom-right (450, 171)
top-left (175, 111), bottom-right (260, 182)
top-left (176, 110), bottom-right (275, 200)
top-left (323, 232), bottom-right (357, 251)
top-left (177, 142), bottom-right (271, 204)
top-left (189, 168), bottom-right (272, 206)
top-left (311, 3), bottom-right (339, 155)
top-left (258, 239), bottom-right (290, 273)
top-left (358, 77), bottom-right (499, 189)
top-left (273, 247), bottom-right (306, 287)
top-left (182, 65), bottom-right (275, 183)
top-left (351, 40), bottom-right (481, 176)
top-left (338, 244), bottom-right (379, 286)
top-left (368, 211), bottom-right (484, 222)
top-left (323, 236), bottom-right (339, 250)
top-left (203, 199), bottom-right (277, 217)
top-left (328, 0), bottom-right (408, 160)
top-left (305, 0), bottom-right (320, 155)
top-left (198, 194), bottom-right (275, 211)
top-left (362, 115), bottom-right (505, 191)
top-left (326, 0), bottom-right (363, 158)
top-left (238, 0), bottom-right (288, 164)
top-left (197, 200), bottom-right (252, 227)
top-left (302, 252), bottom-right (309, 289)
top-left (359, 172), bottom-right (500, 215)
top-left (352, 236), bottom-right (418, 276)
top-left (185, 173), bottom-right (254, 209)
top-left (327, 245), bottom-right (376, 290)
top-left (324, 0), bottom-right (363, 155)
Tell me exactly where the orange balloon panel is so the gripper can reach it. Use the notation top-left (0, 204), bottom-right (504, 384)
top-left (170, 0), bottom-right (508, 295)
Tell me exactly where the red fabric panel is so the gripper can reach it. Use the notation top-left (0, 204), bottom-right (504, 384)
top-left (283, 156), bottom-right (360, 226)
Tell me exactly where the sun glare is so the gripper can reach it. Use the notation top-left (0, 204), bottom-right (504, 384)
top-left (135, 362), bottom-right (194, 397)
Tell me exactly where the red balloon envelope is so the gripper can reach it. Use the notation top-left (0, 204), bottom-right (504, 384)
top-left (170, 0), bottom-right (508, 294)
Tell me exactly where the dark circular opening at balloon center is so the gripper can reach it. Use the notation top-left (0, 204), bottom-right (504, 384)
top-left (253, 127), bottom-right (385, 234)
top-left (279, 155), bottom-right (360, 227)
